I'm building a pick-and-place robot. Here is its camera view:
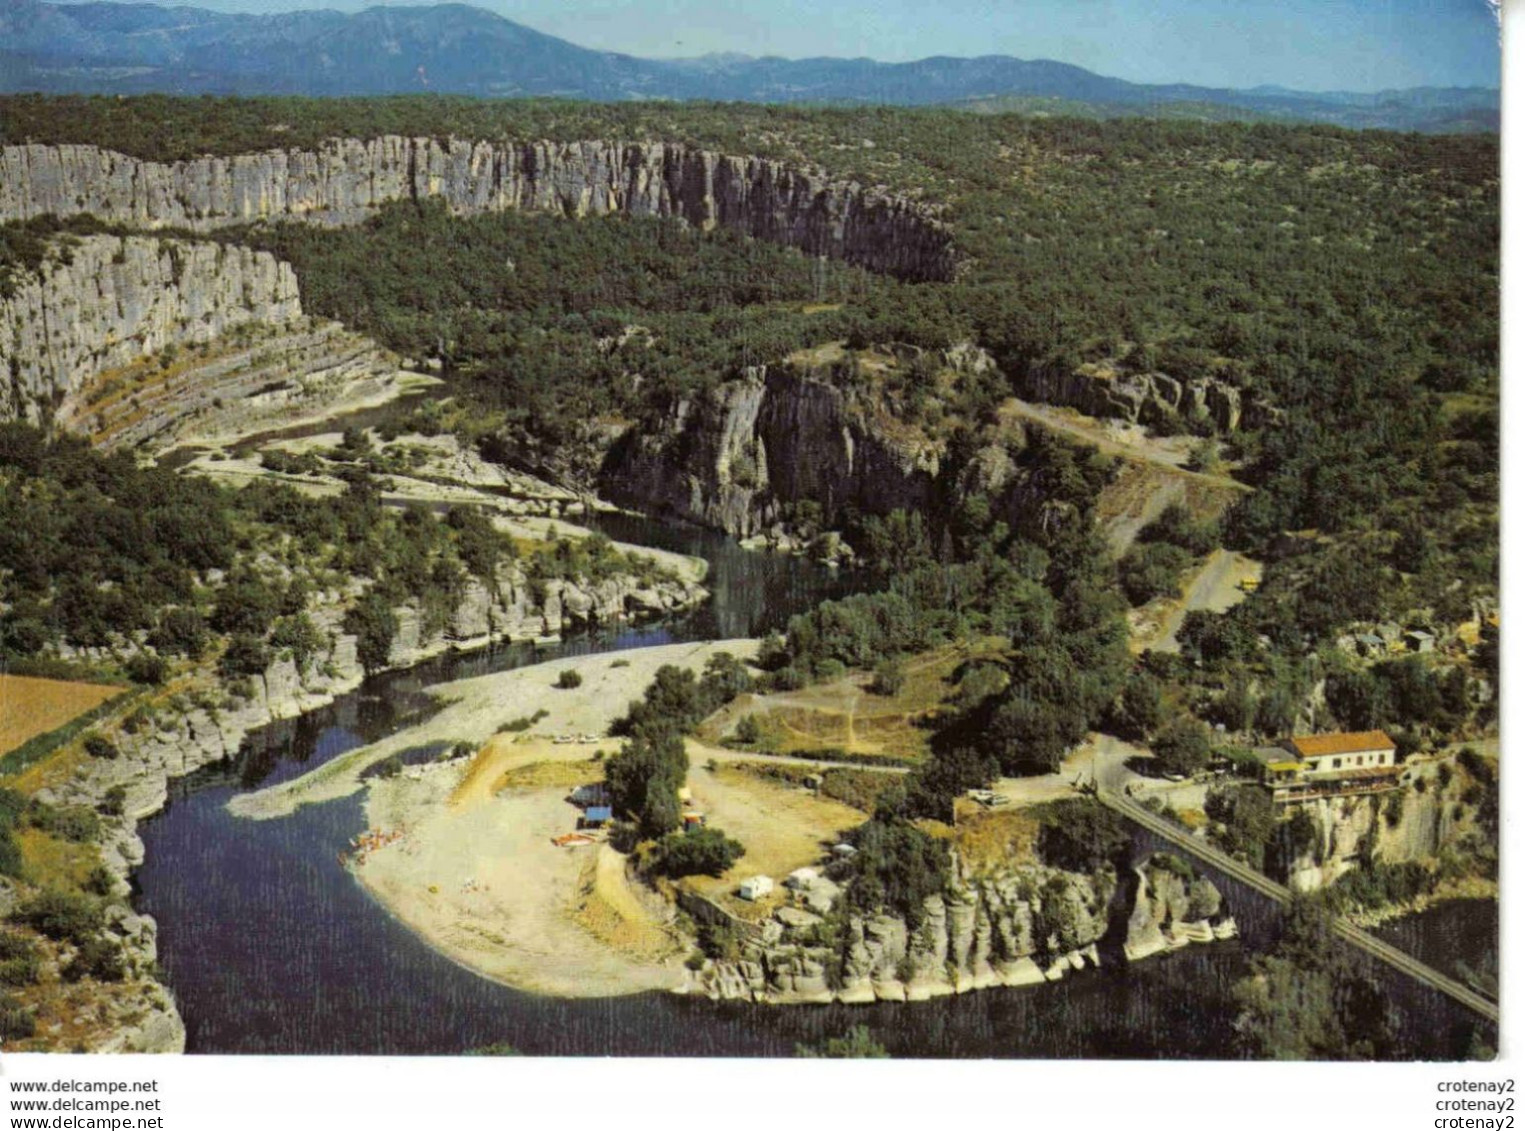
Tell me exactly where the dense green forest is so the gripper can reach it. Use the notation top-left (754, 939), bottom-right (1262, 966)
top-left (76, 95), bottom-right (1488, 617)
top-left (0, 422), bottom-right (663, 688)
top-left (762, 428), bottom-right (1130, 813)
top-left (0, 95), bottom-right (1498, 757)
top-left (209, 203), bottom-right (881, 458)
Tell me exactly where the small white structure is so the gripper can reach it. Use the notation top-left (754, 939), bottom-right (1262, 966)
top-left (1404, 629), bottom-right (1437, 654)
top-left (831, 843), bottom-right (858, 859)
top-left (737, 875), bottom-right (774, 901)
top-left (784, 867), bottom-right (819, 890)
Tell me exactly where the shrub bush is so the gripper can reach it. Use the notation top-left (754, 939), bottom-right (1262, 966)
top-left (125, 653), bottom-right (168, 686)
top-left (0, 955), bottom-right (39, 988)
top-left (83, 734), bottom-right (118, 760)
top-left (0, 933), bottom-right (34, 961)
top-left (28, 803), bottom-right (102, 844)
top-left (649, 827), bottom-right (744, 879)
top-left (0, 994), bottom-right (35, 1040)
top-left (0, 933), bottom-right (38, 989)
top-left (62, 937), bottom-right (125, 983)
top-left (1152, 716), bottom-right (1212, 778)
top-left (83, 865), bottom-right (116, 898)
top-left (374, 755), bottom-right (403, 780)
top-left (870, 659), bottom-right (905, 697)
top-left (795, 1025), bottom-right (889, 1059)
top-left (1118, 542), bottom-right (1193, 606)
top-left (13, 890), bottom-right (103, 944)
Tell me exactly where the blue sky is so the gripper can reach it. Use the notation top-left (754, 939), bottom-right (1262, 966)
top-left (55, 0), bottom-right (1502, 91)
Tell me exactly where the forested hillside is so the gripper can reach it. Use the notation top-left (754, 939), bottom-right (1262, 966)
top-left (0, 94), bottom-right (1499, 773)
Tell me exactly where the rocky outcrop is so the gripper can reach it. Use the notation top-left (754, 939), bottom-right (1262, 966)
top-left (599, 343), bottom-right (1110, 546)
top-left (687, 850), bottom-right (1232, 1004)
top-left (1283, 754), bottom-right (1491, 893)
top-left (1122, 855), bottom-right (1237, 962)
top-left (0, 139), bottom-right (955, 282)
top-left (1, 234), bottom-right (301, 425)
top-left (602, 362), bottom-right (942, 538)
top-left (1016, 363), bottom-right (1276, 434)
top-left (85, 321), bottom-right (411, 452)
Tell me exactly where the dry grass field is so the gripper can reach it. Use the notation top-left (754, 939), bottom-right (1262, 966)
top-left (951, 806), bottom-right (1042, 877)
top-left (700, 640), bottom-right (1005, 764)
top-left (0, 675), bottom-right (122, 757)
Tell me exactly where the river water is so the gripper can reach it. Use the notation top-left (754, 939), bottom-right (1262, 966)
top-left (132, 515), bottom-right (1493, 1058)
top-left (1373, 899), bottom-right (1498, 999)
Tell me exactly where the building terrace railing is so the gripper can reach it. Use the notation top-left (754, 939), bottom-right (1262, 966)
top-left (1268, 768), bottom-right (1401, 805)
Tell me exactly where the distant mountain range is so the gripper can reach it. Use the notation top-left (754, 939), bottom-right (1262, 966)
top-left (0, 0), bottom-right (1498, 132)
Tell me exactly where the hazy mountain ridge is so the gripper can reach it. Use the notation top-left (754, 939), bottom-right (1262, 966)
top-left (0, 0), bottom-right (1498, 131)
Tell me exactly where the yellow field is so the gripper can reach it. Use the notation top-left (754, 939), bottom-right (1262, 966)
top-left (0, 675), bottom-right (122, 757)
top-left (702, 641), bottom-right (1007, 764)
top-left (952, 806), bottom-right (1041, 877)
top-left (14, 827), bottom-right (98, 889)
top-left (498, 759), bottom-right (604, 791)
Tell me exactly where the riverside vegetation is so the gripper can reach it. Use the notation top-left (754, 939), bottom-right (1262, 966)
top-left (0, 95), bottom-right (1498, 1056)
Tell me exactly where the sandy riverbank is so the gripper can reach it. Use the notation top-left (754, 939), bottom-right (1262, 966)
top-left (356, 755), bottom-right (685, 996)
top-left (228, 638), bottom-right (755, 820)
top-left (282, 639), bottom-right (758, 995)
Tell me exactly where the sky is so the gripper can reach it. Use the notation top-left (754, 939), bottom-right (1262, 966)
top-left (50, 0), bottom-right (1502, 91)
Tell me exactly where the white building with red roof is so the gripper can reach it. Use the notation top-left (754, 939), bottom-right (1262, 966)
top-left (1259, 730), bottom-right (1401, 804)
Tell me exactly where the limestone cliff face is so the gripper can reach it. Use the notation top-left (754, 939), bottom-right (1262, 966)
top-left (1122, 857), bottom-right (1233, 962)
top-left (1284, 755), bottom-right (1490, 893)
top-left (598, 345), bottom-right (1098, 545)
top-left (688, 851), bottom-right (1233, 1005)
top-left (0, 139), bottom-right (954, 282)
top-left (601, 363), bottom-right (942, 538)
top-left (0, 235), bottom-right (301, 424)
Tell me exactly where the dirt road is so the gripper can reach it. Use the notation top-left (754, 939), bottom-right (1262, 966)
top-left (999, 397), bottom-right (1248, 494)
top-left (1147, 549), bottom-right (1263, 654)
top-left (992, 732), bottom-right (1149, 806)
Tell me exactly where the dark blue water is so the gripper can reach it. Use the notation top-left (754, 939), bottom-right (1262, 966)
top-left (1373, 899), bottom-right (1498, 1000)
top-left (132, 516), bottom-right (1494, 1057)
top-left (1122, 828), bottom-right (1496, 1059)
top-left (580, 509), bottom-right (860, 640)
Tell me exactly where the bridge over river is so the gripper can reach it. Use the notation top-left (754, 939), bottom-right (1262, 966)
top-left (1097, 788), bottom-right (1500, 1026)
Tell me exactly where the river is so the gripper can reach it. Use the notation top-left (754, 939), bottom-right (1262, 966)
top-left (1373, 899), bottom-right (1498, 1001)
top-left (132, 515), bottom-right (1492, 1058)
